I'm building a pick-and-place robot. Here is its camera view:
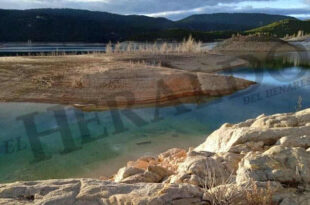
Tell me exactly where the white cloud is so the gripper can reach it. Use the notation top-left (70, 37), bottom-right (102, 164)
top-left (0, 0), bottom-right (308, 20)
top-left (0, 0), bottom-right (272, 13)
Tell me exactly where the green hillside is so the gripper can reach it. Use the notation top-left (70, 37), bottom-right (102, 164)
top-left (247, 19), bottom-right (310, 37)
top-left (177, 13), bottom-right (295, 31)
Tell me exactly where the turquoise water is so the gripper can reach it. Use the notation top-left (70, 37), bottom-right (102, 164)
top-left (1, 65), bottom-right (310, 182)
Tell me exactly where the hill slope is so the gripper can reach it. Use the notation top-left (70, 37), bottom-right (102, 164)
top-left (0, 9), bottom-right (295, 42)
top-left (177, 13), bottom-right (295, 31)
top-left (0, 9), bottom-right (175, 42)
top-left (247, 19), bottom-right (310, 37)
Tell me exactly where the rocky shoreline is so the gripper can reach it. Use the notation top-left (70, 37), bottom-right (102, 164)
top-left (1, 109), bottom-right (310, 204)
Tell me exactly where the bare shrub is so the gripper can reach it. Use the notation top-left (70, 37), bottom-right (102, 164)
top-left (103, 36), bottom-right (203, 55)
top-left (297, 30), bottom-right (304, 38)
top-left (203, 167), bottom-right (275, 205)
top-left (245, 181), bottom-right (274, 205)
top-left (72, 77), bottom-right (84, 88)
top-left (204, 184), bottom-right (244, 205)
top-left (127, 42), bottom-right (134, 53)
top-left (114, 42), bottom-right (122, 53)
top-left (106, 41), bottom-right (113, 54)
top-left (160, 43), bottom-right (168, 54)
top-left (204, 181), bottom-right (275, 205)
top-left (32, 73), bottom-right (64, 88)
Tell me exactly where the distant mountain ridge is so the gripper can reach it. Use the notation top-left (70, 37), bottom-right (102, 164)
top-left (0, 9), bottom-right (296, 42)
top-left (0, 9), bottom-right (175, 42)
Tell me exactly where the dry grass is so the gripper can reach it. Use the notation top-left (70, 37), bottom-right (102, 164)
top-left (9, 36), bottom-right (204, 57)
top-left (203, 167), bottom-right (275, 205)
top-left (71, 77), bottom-right (85, 88)
top-left (245, 181), bottom-right (274, 205)
top-left (108, 35), bottom-right (203, 55)
top-left (284, 30), bottom-right (309, 40)
top-left (204, 181), bottom-right (275, 205)
top-left (31, 73), bottom-right (65, 88)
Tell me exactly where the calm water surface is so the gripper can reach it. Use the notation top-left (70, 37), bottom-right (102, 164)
top-left (1, 45), bottom-right (310, 182)
top-left (1, 64), bottom-right (310, 182)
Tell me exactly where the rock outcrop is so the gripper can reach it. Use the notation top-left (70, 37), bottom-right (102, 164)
top-left (1, 109), bottom-right (310, 204)
top-left (195, 108), bottom-right (310, 204)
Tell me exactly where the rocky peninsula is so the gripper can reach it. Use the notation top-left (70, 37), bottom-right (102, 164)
top-left (1, 108), bottom-right (310, 204)
top-left (0, 52), bottom-right (252, 111)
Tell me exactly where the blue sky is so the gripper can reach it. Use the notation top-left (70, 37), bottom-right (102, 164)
top-left (0, 0), bottom-right (309, 20)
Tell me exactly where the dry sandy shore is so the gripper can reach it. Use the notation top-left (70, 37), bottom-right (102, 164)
top-left (0, 53), bottom-right (253, 110)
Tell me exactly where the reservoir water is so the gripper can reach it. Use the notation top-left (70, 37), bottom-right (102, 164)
top-left (0, 43), bottom-right (310, 182)
top-left (1, 64), bottom-right (310, 182)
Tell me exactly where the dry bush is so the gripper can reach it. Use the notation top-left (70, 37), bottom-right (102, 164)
top-left (297, 30), bottom-right (304, 38)
top-left (178, 35), bottom-right (202, 53)
top-left (245, 181), bottom-right (274, 205)
top-left (205, 185), bottom-right (244, 205)
top-left (32, 76), bottom-right (53, 88)
top-left (106, 41), bottom-right (113, 54)
top-left (205, 181), bottom-right (275, 205)
top-left (203, 171), bottom-right (242, 205)
top-left (203, 167), bottom-right (275, 205)
top-left (104, 35), bottom-right (203, 55)
top-left (114, 42), bottom-right (122, 53)
top-left (71, 77), bottom-right (85, 88)
top-left (283, 30), bottom-right (309, 40)
top-left (32, 73), bottom-right (64, 88)
top-left (127, 42), bottom-right (134, 53)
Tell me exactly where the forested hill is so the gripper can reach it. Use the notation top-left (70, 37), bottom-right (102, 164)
top-left (0, 9), bottom-right (174, 42)
top-left (176, 13), bottom-right (296, 31)
top-left (0, 9), bottom-right (295, 42)
top-left (247, 19), bottom-right (310, 37)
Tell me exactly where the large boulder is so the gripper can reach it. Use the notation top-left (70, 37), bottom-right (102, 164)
top-left (237, 146), bottom-right (310, 186)
top-left (195, 109), bottom-right (310, 153)
top-left (194, 109), bottom-right (310, 204)
top-left (170, 151), bottom-right (242, 188)
top-left (113, 148), bottom-right (185, 184)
